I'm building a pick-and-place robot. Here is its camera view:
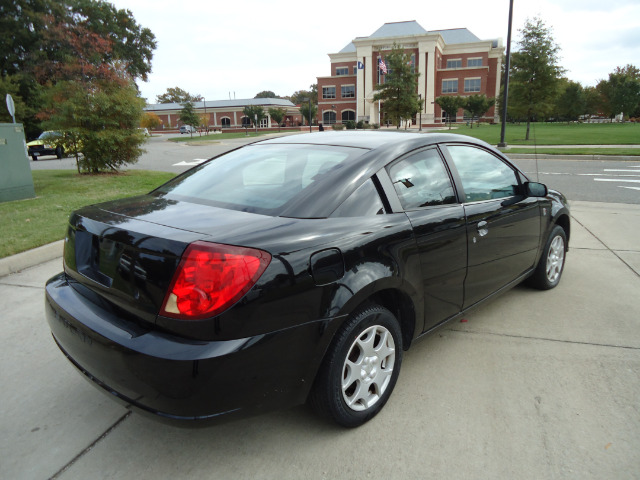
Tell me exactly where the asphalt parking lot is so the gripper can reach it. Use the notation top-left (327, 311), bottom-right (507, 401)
top-left (1, 200), bottom-right (639, 480)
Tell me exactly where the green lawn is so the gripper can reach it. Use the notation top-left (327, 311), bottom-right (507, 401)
top-left (501, 148), bottom-right (640, 156)
top-left (448, 122), bottom-right (640, 145)
top-left (0, 170), bottom-right (175, 258)
top-left (168, 131), bottom-right (271, 142)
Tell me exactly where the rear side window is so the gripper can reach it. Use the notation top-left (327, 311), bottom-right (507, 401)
top-left (446, 145), bottom-right (519, 202)
top-left (331, 179), bottom-right (385, 217)
top-left (388, 148), bottom-right (456, 210)
top-left (154, 144), bottom-right (367, 215)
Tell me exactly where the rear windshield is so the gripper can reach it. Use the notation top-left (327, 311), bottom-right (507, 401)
top-left (154, 143), bottom-right (368, 215)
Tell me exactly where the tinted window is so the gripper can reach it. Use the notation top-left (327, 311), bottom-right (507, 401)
top-left (447, 145), bottom-right (519, 202)
top-left (388, 149), bottom-right (456, 210)
top-left (332, 179), bottom-right (385, 217)
top-left (155, 144), bottom-right (366, 215)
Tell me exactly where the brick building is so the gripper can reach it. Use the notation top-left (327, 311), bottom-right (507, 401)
top-left (144, 98), bottom-right (301, 131)
top-left (317, 21), bottom-right (504, 127)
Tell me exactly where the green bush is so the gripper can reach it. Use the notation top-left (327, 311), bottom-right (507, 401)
top-left (356, 120), bottom-right (364, 129)
top-left (344, 120), bottom-right (356, 130)
top-left (372, 123), bottom-right (380, 129)
top-left (332, 124), bottom-right (345, 130)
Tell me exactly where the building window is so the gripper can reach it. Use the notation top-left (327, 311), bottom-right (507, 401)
top-left (342, 110), bottom-right (355, 122)
top-left (260, 117), bottom-right (269, 128)
top-left (241, 116), bottom-right (251, 127)
top-left (464, 78), bottom-right (481, 92)
top-left (323, 111), bottom-right (336, 125)
top-left (341, 85), bottom-right (355, 98)
top-left (336, 67), bottom-right (348, 76)
top-left (442, 79), bottom-right (458, 94)
top-left (410, 54), bottom-right (416, 74)
top-left (353, 66), bottom-right (357, 74)
top-left (467, 58), bottom-right (483, 67)
top-left (323, 87), bottom-right (336, 99)
top-left (446, 59), bottom-right (462, 69)
top-left (221, 117), bottom-right (230, 127)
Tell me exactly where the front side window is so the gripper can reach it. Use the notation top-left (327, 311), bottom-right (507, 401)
top-left (446, 145), bottom-right (519, 202)
top-left (336, 67), bottom-right (348, 76)
top-left (322, 87), bottom-right (336, 99)
top-left (341, 85), bottom-right (355, 98)
top-left (467, 58), bottom-right (483, 67)
top-left (442, 79), bottom-right (458, 94)
top-left (446, 59), bottom-right (462, 69)
top-left (388, 149), bottom-right (456, 210)
top-left (464, 78), bottom-right (481, 93)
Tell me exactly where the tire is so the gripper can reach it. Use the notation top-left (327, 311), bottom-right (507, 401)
top-left (310, 304), bottom-right (403, 427)
top-left (55, 146), bottom-right (63, 159)
top-left (32, 155), bottom-right (38, 161)
top-left (528, 225), bottom-right (567, 290)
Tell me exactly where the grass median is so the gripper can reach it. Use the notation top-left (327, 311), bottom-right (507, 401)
top-left (0, 170), bottom-right (175, 259)
top-left (451, 122), bottom-right (640, 147)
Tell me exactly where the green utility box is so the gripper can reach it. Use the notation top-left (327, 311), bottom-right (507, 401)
top-left (0, 123), bottom-right (36, 203)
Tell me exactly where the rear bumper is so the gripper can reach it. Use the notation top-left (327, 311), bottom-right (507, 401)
top-left (45, 273), bottom-right (342, 425)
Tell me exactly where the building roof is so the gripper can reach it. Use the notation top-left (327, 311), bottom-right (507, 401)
top-left (145, 98), bottom-right (295, 111)
top-left (369, 20), bottom-right (428, 38)
top-left (336, 21), bottom-right (488, 53)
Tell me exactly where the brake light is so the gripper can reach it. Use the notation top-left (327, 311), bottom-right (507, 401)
top-left (160, 241), bottom-right (271, 319)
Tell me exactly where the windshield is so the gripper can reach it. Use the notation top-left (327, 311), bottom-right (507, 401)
top-left (38, 131), bottom-right (59, 140)
top-left (154, 143), bottom-right (368, 215)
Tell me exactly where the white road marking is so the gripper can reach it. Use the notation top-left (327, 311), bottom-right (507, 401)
top-left (594, 178), bottom-right (640, 183)
top-left (620, 186), bottom-right (640, 191)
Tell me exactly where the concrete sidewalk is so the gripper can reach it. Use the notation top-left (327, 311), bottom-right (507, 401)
top-left (1, 201), bottom-right (638, 480)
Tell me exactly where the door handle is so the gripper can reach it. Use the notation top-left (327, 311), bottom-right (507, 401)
top-left (477, 220), bottom-right (489, 237)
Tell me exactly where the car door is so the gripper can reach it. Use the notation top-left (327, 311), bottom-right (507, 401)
top-left (384, 147), bottom-right (467, 332)
top-left (442, 144), bottom-right (541, 308)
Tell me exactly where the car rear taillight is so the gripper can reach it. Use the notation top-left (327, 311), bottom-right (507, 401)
top-left (160, 241), bottom-right (271, 320)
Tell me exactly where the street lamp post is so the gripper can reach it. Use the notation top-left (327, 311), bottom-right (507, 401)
top-left (419, 94), bottom-right (422, 131)
top-left (498, 0), bottom-right (514, 148)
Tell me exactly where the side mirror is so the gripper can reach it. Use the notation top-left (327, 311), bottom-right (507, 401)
top-left (525, 182), bottom-right (548, 198)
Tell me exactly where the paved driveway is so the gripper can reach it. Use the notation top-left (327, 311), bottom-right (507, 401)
top-left (1, 201), bottom-right (639, 479)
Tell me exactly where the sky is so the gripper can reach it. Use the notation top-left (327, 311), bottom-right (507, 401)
top-left (109, 0), bottom-right (640, 104)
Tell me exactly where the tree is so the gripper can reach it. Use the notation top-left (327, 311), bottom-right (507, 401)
top-left (242, 105), bottom-right (266, 129)
top-left (42, 78), bottom-right (146, 173)
top-left (179, 102), bottom-right (200, 136)
top-left (372, 44), bottom-right (422, 129)
top-left (299, 102), bottom-right (317, 126)
top-left (289, 85), bottom-right (318, 105)
top-left (555, 80), bottom-right (585, 122)
top-left (156, 87), bottom-right (203, 104)
top-left (255, 90), bottom-right (278, 98)
top-left (0, 0), bottom-right (156, 139)
top-left (464, 94), bottom-right (495, 128)
top-left (268, 107), bottom-right (287, 131)
top-left (140, 112), bottom-right (162, 130)
top-left (1, 0), bottom-right (155, 82)
top-left (435, 96), bottom-right (466, 129)
top-left (508, 17), bottom-right (564, 139)
top-left (597, 65), bottom-right (640, 119)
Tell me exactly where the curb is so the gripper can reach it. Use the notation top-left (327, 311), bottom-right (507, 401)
top-left (0, 240), bottom-right (64, 278)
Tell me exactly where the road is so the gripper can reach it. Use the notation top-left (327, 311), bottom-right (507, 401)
top-left (29, 133), bottom-right (640, 205)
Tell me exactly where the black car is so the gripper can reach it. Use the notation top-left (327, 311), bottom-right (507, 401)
top-left (45, 132), bottom-right (570, 427)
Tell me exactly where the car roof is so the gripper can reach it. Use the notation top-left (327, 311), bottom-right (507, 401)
top-left (257, 130), bottom-right (482, 150)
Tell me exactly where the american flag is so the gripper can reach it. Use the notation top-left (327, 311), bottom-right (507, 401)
top-left (378, 58), bottom-right (387, 74)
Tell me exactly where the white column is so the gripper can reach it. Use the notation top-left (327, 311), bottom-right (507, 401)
top-left (361, 45), bottom-right (373, 121)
